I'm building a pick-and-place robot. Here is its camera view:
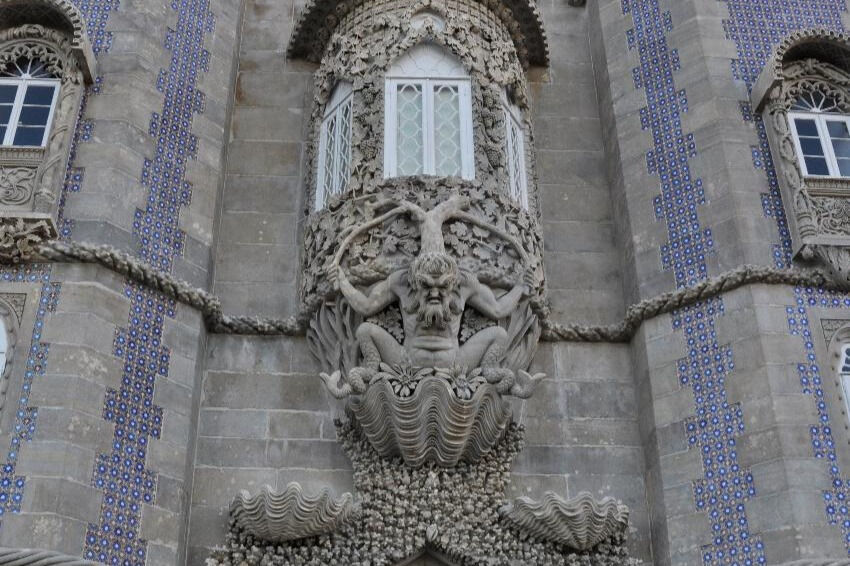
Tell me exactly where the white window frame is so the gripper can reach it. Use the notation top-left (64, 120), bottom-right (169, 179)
top-left (383, 78), bottom-right (474, 179)
top-left (789, 110), bottom-right (850, 178)
top-left (0, 77), bottom-right (60, 147)
top-left (315, 83), bottom-right (353, 210)
top-left (503, 95), bottom-right (528, 209)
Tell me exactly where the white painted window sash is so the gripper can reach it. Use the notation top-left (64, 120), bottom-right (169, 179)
top-left (0, 77), bottom-right (60, 147)
top-left (789, 110), bottom-right (850, 178)
top-left (384, 77), bottom-right (474, 179)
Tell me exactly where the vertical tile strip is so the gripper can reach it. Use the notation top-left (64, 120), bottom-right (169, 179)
top-left (82, 0), bottom-right (214, 563)
top-left (623, 0), bottom-right (764, 563)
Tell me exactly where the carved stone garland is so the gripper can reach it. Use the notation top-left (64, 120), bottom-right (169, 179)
top-left (0, 24), bottom-right (86, 262)
top-left (762, 57), bottom-right (850, 288)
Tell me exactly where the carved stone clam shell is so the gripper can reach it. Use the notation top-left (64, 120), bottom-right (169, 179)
top-left (500, 491), bottom-right (629, 551)
top-left (230, 483), bottom-right (356, 543)
top-left (348, 375), bottom-right (512, 467)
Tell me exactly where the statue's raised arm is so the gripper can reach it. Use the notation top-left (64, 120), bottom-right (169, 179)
top-left (330, 266), bottom-right (396, 317)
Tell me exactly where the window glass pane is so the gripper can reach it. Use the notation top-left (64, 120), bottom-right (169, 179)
top-left (805, 156), bottom-right (829, 175)
top-left (837, 159), bottom-right (850, 177)
top-left (13, 125), bottom-right (45, 146)
top-left (0, 105), bottom-right (11, 124)
top-left (433, 84), bottom-right (461, 176)
top-left (18, 106), bottom-right (50, 126)
top-left (0, 85), bottom-right (16, 103)
top-left (335, 98), bottom-right (352, 194)
top-left (833, 139), bottom-right (850, 159)
top-left (800, 137), bottom-right (825, 156)
top-left (322, 113), bottom-right (337, 198)
top-left (0, 125), bottom-right (5, 141)
top-left (795, 118), bottom-right (819, 136)
top-left (396, 83), bottom-right (423, 176)
top-left (23, 85), bottom-right (55, 105)
top-left (828, 120), bottom-right (850, 139)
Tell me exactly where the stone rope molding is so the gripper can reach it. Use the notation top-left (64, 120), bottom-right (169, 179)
top-left (15, 239), bottom-right (837, 342)
top-left (0, 548), bottom-right (100, 566)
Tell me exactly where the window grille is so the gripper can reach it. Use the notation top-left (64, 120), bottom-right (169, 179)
top-left (316, 82), bottom-right (353, 209)
top-left (0, 57), bottom-right (60, 147)
top-left (384, 44), bottom-right (474, 180)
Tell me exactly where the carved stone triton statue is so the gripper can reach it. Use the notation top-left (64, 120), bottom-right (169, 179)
top-left (321, 195), bottom-right (543, 398)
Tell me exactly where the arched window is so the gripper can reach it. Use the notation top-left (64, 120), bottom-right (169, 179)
top-left (316, 81), bottom-right (353, 209)
top-left (0, 56), bottom-right (61, 147)
top-left (788, 90), bottom-right (850, 178)
top-left (383, 43), bottom-right (474, 179)
top-left (503, 92), bottom-right (527, 209)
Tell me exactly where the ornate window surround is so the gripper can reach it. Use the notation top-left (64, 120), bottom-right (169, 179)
top-left (752, 29), bottom-right (850, 288)
top-left (502, 90), bottom-right (527, 209)
top-left (0, 11), bottom-right (95, 262)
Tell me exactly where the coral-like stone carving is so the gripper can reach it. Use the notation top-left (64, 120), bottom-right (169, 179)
top-left (500, 492), bottom-right (630, 552)
top-left (229, 483), bottom-right (357, 544)
top-left (209, 423), bottom-right (638, 566)
top-left (347, 374), bottom-right (512, 467)
top-left (0, 217), bottom-right (55, 263)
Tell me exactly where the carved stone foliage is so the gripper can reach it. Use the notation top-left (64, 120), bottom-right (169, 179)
top-left (760, 56), bottom-right (850, 288)
top-left (230, 483), bottom-right (357, 544)
top-left (500, 492), bottom-right (630, 552)
top-left (209, 422), bottom-right (637, 566)
top-left (287, 0), bottom-right (549, 68)
top-left (301, 1), bottom-right (539, 215)
top-left (302, 178), bottom-right (543, 314)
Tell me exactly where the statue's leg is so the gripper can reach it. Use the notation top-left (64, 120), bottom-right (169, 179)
top-left (458, 326), bottom-right (514, 391)
top-left (355, 322), bottom-right (406, 369)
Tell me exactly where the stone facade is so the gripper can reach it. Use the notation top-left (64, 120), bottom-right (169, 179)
top-left (3, 0), bottom-right (850, 565)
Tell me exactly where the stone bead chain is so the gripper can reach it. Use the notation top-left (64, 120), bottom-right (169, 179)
top-left (31, 240), bottom-right (836, 342)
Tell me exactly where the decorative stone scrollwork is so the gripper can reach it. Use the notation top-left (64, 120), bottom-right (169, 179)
top-left (0, 0), bottom-right (96, 81)
top-left (230, 483), bottom-right (357, 544)
top-left (0, 166), bottom-right (36, 206)
top-left (753, 30), bottom-right (850, 288)
top-left (500, 492), bottom-right (630, 552)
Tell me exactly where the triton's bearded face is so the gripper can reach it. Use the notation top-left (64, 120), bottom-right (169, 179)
top-left (408, 252), bottom-right (461, 329)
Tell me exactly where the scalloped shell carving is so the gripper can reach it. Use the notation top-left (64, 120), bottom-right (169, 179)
top-left (500, 491), bottom-right (629, 551)
top-left (230, 483), bottom-right (357, 543)
top-left (347, 375), bottom-right (512, 467)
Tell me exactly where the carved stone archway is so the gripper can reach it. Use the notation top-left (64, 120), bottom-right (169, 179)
top-left (398, 549), bottom-right (457, 566)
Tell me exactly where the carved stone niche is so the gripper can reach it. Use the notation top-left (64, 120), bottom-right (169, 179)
top-left (753, 29), bottom-right (850, 288)
top-left (0, 2), bottom-right (96, 262)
